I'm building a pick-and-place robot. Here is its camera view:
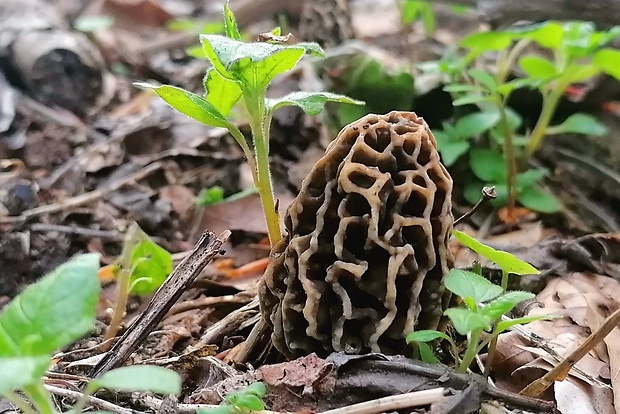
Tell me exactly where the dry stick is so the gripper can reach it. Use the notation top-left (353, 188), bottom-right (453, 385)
top-left (520, 306), bottom-right (620, 397)
top-left (0, 162), bottom-right (163, 224)
top-left (194, 299), bottom-right (260, 348)
top-left (231, 316), bottom-right (270, 364)
top-left (28, 223), bottom-right (125, 240)
top-left (89, 230), bottom-right (229, 377)
top-left (319, 388), bottom-right (446, 414)
top-left (44, 385), bottom-right (132, 414)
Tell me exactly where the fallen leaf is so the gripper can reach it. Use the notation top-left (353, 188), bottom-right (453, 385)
top-left (159, 184), bottom-right (195, 221)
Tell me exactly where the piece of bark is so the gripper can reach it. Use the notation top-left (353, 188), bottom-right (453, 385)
top-left (0, 0), bottom-right (104, 116)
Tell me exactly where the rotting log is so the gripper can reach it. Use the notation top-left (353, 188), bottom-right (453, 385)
top-left (0, 0), bottom-right (105, 116)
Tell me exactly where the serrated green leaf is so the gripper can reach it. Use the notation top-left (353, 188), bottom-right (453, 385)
top-left (129, 234), bottom-right (173, 296)
top-left (135, 83), bottom-right (229, 128)
top-left (445, 269), bottom-right (503, 303)
top-left (90, 366), bottom-right (182, 395)
top-left (467, 69), bottom-right (497, 91)
top-left (453, 94), bottom-right (491, 106)
top-left (0, 254), bottom-right (100, 356)
top-left (200, 35), bottom-right (306, 89)
top-left (481, 291), bottom-right (535, 321)
top-left (204, 69), bottom-right (243, 116)
top-left (0, 356), bottom-right (50, 393)
top-left (455, 110), bottom-right (500, 138)
top-left (548, 113), bottom-right (608, 136)
top-left (452, 230), bottom-right (541, 275)
top-left (223, 1), bottom-right (241, 40)
top-left (444, 308), bottom-right (490, 335)
top-left (460, 31), bottom-right (513, 51)
top-left (469, 148), bottom-right (506, 182)
top-left (266, 91), bottom-right (364, 115)
top-left (406, 330), bottom-right (451, 343)
top-left (594, 48), bottom-right (620, 80)
top-left (518, 187), bottom-right (561, 213)
top-left (519, 55), bottom-right (557, 79)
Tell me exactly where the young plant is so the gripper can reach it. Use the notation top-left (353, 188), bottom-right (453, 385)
top-left (199, 382), bottom-right (267, 414)
top-left (407, 231), bottom-right (553, 374)
top-left (0, 254), bottom-right (181, 414)
top-left (137, 2), bottom-right (363, 246)
top-left (99, 222), bottom-right (173, 341)
top-left (424, 21), bottom-right (620, 214)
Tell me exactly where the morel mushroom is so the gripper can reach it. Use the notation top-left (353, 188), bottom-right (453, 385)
top-left (259, 111), bottom-right (454, 358)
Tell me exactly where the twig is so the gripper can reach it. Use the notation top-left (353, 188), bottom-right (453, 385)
top-left (194, 299), bottom-right (260, 348)
top-left (89, 230), bottom-right (230, 377)
top-left (44, 385), bottom-right (132, 414)
top-left (319, 388), bottom-right (446, 414)
top-left (28, 224), bottom-right (125, 240)
top-left (0, 162), bottom-right (163, 224)
top-left (520, 306), bottom-right (620, 397)
top-left (167, 293), bottom-right (253, 316)
top-left (454, 186), bottom-right (497, 226)
top-left (230, 316), bottom-right (271, 364)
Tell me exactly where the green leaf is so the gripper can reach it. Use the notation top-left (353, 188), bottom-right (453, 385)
top-left (453, 94), bottom-right (491, 106)
top-left (455, 110), bottom-right (500, 138)
top-left (420, 3), bottom-right (436, 34)
top-left (437, 140), bottom-right (469, 167)
top-left (496, 314), bottom-right (560, 333)
top-left (135, 83), bottom-right (229, 128)
top-left (518, 188), bottom-right (561, 213)
top-left (460, 31), bottom-right (513, 51)
top-left (444, 308), bottom-right (490, 335)
top-left (467, 69), bottom-right (497, 91)
top-left (594, 48), bottom-right (620, 80)
top-left (418, 342), bottom-right (440, 363)
top-left (565, 64), bottom-right (601, 83)
top-left (204, 69), bottom-right (243, 116)
top-left (0, 356), bottom-right (50, 393)
top-left (266, 91), bottom-right (364, 115)
top-left (223, 1), bottom-right (242, 40)
top-left (401, 0), bottom-right (423, 24)
top-left (481, 291), bottom-right (535, 321)
top-left (507, 21), bottom-right (564, 49)
top-left (469, 148), bottom-right (506, 182)
top-left (516, 168), bottom-right (548, 189)
top-left (496, 78), bottom-right (543, 96)
top-left (197, 186), bottom-right (225, 207)
top-left (442, 84), bottom-right (481, 93)
top-left (129, 235), bottom-right (173, 296)
top-left (200, 35), bottom-right (306, 89)
top-left (518, 55), bottom-right (557, 79)
top-left (444, 269), bottom-right (503, 303)
top-left (243, 382), bottom-right (267, 397)
top-left (452, 230), bottom-right (541, 275)
top-left (294, 42), bottom-right (325, 57)
top-left (90, 366), bottom-right (182, 395)
top-left (227, 393), bottom-right (265, 411)
top-left (0, 254), bottom-right (100, 356)
top-left (548, 113), bottom-right (608, 136)
top-left (406, 330), bottom-right (451, 343)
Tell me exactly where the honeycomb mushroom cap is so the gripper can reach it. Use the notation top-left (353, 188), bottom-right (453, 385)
top-left (259, 111), bottom-right (454, 358)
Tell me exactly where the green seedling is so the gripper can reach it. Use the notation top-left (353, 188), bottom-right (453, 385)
top-left (407, 231), bottom-right (553, 374)
top-left (137, 2), bottom-right (363, 247)
top-left (196, 186), bottom-right (258, 207)
top-left (0, 254), bottom-right (181, 414)
top-left (101, 222), bottom-right (173, 341)
top-left (423, 21), bottom-right (620, 213)
top-left (199, 382), bottom-right (268, 414)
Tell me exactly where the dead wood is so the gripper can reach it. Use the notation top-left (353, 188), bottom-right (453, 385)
top-left (89, 230), bottom-right (229, 377)
top-left (0, 0), bottom-right (104, 116)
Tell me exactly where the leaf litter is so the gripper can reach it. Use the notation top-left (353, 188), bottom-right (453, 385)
top-left (3, 0), bottom-right (620, 413)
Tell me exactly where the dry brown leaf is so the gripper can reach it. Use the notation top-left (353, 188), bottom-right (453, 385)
top-left (159, 184), bottom-right (195, 221)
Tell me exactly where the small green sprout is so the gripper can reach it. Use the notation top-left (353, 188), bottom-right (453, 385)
top-left (137, 2), bottom-right (363, 247)
top-left (199, 382), bottom-right (268, 414)
top-left (0, 255), bottom-right (181, 414)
